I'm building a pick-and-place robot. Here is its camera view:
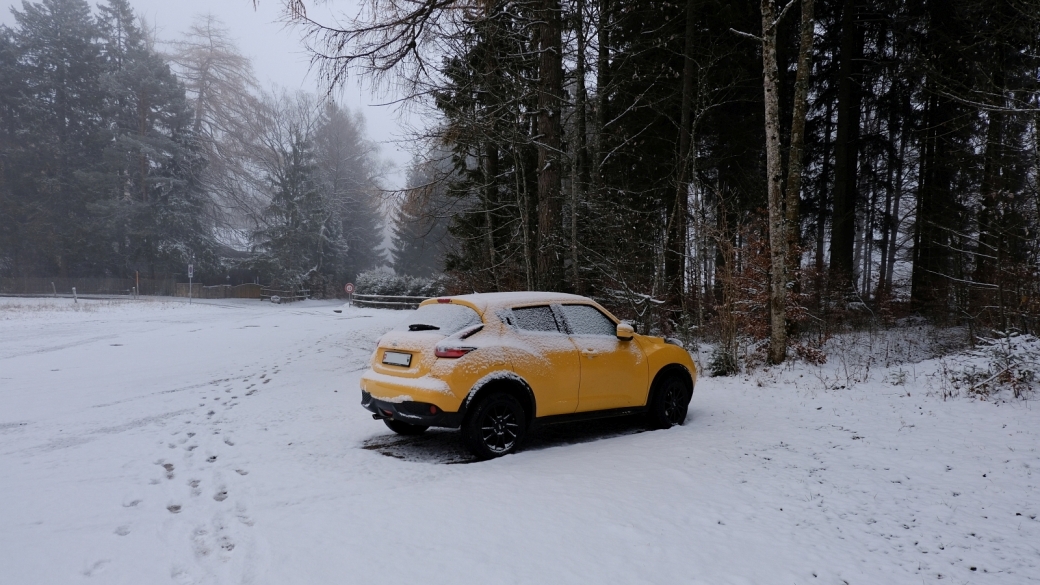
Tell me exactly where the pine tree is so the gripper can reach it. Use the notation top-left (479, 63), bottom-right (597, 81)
top-left (252, 133), bottom-right (334, 288)
top-left (392, 157), bottom-right (455, 277)
top-left (9, 0), bottom-right (106, 276)
top-left (313, 101), bottom-right (386, 282)
top-left (95, 0), bottom-right (212, 277)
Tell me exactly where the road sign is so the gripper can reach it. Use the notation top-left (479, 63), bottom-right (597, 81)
top-left (188, 264), bottom-right (194, 278)
top-left (344, 283), bottom-right (355, 294)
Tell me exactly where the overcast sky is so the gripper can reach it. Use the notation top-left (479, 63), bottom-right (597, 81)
top-left (0, 0), bottom-right (414, 190)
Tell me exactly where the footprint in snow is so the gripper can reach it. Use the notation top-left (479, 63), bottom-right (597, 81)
top-left (167, 504), bottom-right (182, 514)
top-left (224, 437), bottom-right (235, 446)
top-left (122, 499), bottom-right (141, 508)
top-left (82, 560), bottom-right (110, 577)
top-left (207, 455), bottom-right (217, 462)
top-left (235, 469), bottom-right (248, 476)
top-left (114, 525), bottom-right (130, 536)
top-left (214, 490), bottom-right (228, 502)
top-left (235, 503), bottom-right (255, 526)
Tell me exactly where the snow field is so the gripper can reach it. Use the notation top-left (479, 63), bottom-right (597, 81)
top-left (0, 297), bottom-right (1037, 584)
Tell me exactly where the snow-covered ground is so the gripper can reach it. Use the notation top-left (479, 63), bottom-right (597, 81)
top-left (1, 297), bottom-right (1037, 584)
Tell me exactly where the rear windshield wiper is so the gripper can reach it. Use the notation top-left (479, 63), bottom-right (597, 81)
top-left (408, 323), bottom-right (441, 331)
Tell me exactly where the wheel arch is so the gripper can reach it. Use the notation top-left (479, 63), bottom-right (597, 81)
top-left (460, 372), bottom-right (537, 425)
top-left (646, 363), bottom-right (694, 407)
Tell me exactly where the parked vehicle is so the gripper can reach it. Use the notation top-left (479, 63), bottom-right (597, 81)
top-left (360, 292), bottom-right (696, 459)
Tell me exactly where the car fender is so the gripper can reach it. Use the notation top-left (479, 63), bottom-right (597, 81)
top-left (635, 338), bottom-right (696, 404)
top-left (459, 370), bottom-right (538, 424)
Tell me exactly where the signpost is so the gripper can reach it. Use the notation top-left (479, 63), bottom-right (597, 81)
top-left (188, 264), bottom-right (194, 304)
top-left (344, 282), bottom-right (355, 307)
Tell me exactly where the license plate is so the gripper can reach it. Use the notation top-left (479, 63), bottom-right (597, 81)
top-left (382, 351), bottom-right (412, 367)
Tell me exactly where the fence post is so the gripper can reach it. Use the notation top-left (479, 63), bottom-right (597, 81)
top-left (51, 282), bottom-right (57, 297)
top-left (72, 287), bottom-right (77, 304)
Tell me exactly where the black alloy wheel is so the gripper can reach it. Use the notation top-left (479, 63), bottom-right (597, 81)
top-left (384, 418), bottom-right (429, 436)
top-left (462, 393), bottom-right (526, 459)
top-left (649, 374), bottom-right (690, 429)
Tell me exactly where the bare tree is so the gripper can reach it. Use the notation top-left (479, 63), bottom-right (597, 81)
top-left (168, 14), bottom-right (262, 240)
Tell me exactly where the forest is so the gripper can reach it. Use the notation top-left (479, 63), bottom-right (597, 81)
top-left (0, 0), bottom-right (388, 296)
top-left (2, 0), bottom-right (1040, 369)
top-left (312, 0), bottom-right (1040, 369)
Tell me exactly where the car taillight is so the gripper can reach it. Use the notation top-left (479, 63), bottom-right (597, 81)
top-left (437, 298), bottom-right (452, 303)
top-left (435, 346), bottom-right (475, 358)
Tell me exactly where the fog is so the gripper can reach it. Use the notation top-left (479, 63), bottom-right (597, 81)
top-left (0, 0), bottom-right (413, 190)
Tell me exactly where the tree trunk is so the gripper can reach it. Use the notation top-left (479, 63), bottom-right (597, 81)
top-left (816, 98), bottom-right (833, 284)
top-left (666, 0), bottom-right (698, 309)
top-left (484, 144), bottom-right (500, 290)
top-left (828, 0), bottom-right (862, 284)
top-left (536, 0), bottom-right (564, 291)
top-left (572, 0), bottom-right (589, 293)
top-left (761, 0), bottom-right (787, 365)
top-left (784, 0), bottom-right (815, 275)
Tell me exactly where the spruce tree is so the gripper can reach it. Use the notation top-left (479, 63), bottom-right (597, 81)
top-left (10, 0), bottom-right (105, 275)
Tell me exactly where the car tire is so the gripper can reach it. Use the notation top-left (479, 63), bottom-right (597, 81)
top-left (648, 372), bottom-right (690, 429)
top-left (384, 419), bottom-right (429, 436)
top-left (461, 392), bottom-right (527, 459)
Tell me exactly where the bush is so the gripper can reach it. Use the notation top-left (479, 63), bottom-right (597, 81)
top-left (709, 345), bottom-right (739, 377)
top-left (355, 269), bottom-right (448, 297)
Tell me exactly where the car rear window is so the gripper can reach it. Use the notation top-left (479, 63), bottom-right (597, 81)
top-left (511, 306), bottom-right (561, 332)
top-left (396, 303), bottom-right (482, 335)
top-left (559, 304), bottom-right (616, 336)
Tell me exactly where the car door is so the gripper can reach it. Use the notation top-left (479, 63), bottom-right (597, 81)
top-left (557, 303), bottom-right (649, 412)
top-left (505, 305), bottom-right (581, 416)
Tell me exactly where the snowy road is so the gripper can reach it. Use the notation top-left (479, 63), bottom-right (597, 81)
top-left (1, 298), bottom-right (1037, 584)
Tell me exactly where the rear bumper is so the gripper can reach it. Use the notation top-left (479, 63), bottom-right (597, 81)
top-left (361, 391), bottom-right (463, 429)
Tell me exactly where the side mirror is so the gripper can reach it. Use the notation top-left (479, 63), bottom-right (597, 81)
top-left (616, 322), bottom-right (635, 341)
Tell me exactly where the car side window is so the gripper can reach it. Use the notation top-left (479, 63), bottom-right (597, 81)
top-left (511, 305), bottom-right (561, 333)
top-left (559, 304), bottom-right (616, 336)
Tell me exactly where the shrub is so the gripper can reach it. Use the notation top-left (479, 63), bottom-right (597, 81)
top-left (355, 269), bottom-right (448, 297)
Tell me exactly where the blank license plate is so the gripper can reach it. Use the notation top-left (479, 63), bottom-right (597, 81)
top-left (382, 351), bottom-right (412, 367)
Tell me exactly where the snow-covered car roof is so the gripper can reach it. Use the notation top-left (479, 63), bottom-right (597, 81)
top-left (422, 291), bottom-right (593, 315)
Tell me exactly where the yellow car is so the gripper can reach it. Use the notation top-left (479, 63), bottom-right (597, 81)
top-left (360, 292), bottom-right (696, 459)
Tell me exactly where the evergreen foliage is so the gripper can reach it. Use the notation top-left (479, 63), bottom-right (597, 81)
top-left (0, 2), bottom-right (387, 289)
top-left (392, 156), bottom-right (456, 278)
top-left (293, 0), bottom-right (1040, 352)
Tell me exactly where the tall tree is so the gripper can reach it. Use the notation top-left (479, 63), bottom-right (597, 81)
top-left (757, 0), bottom-right (789, 364)
top-left (828, 0), bottom-right (862, 284)
top-left (313, 101), bottom-right (386, 281)
top-left (393, 156), bottom-right (456, 277)
top-left (535, 0), bottom-right (565, 290)
top-left (9, 0), bottom-right (106, 276)
top-left (170, 14), bottom-right (260, 238)
top-left (96, 0), bottom-right (211, 277)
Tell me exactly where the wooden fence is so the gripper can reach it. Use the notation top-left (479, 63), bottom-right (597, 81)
top-left (260, 287), bottom-right (310, 303)
top-left (0, 276), bottom-right (177, 296)
top-left (352, 294), bottom-right (431, 309)
top-left (174, 283), bottom-right (263, 299)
